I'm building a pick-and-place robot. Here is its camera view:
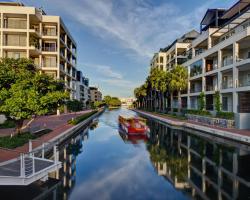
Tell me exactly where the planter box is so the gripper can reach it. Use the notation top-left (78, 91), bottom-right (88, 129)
top-left (186, 114), bottom-right (235, 129)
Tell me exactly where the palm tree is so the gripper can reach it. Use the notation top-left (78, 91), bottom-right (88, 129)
top-left (170, 65), bottom-right (188, 113)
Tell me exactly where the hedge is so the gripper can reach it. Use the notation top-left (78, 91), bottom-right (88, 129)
top-left (0, 132), bottom-right (36, 149)
top-left (216, 111), bottom-right (234, 120)
top-left (68, 111), bottom-right (97, 125)
top-left (186, 109), bottom-right (212, 116)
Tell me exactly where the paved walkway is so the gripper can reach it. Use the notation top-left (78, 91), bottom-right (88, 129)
top-left (135, 110), bottom-right (250, 143)
top-left (0, 110), bottom-right (92, 162)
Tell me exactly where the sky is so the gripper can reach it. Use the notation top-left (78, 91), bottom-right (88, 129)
top-left (16, 0), bottom-right (236, 97)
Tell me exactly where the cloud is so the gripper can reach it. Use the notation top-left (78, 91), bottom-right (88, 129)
top-left (40, 0), bottom-right (223, 60)
top-left (83, 63), bottom-right (123, 79)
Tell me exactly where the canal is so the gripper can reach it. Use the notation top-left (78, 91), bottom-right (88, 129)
top-left (0, 108), bottom-right (250, 200)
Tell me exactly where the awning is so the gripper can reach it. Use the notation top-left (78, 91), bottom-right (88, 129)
top-left (212, 7), bottom-right (250, 37)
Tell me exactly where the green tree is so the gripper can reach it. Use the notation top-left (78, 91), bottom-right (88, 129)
top-left (67, 100), bottom-right (83, 113)
top-left (108, 97), bottom-right (121, 107)
top-left (214, 91), bottom-right (221, 112)
top-left (169, 65), bottom-right (188, 112)
top-left (0, 58), bottom-right (69, 133)
top-left (103, 95), bottom-right (112, 105)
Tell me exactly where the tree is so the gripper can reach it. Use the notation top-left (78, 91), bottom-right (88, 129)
top-left (0, 58), bottom-right (69, 133)
top-left (169, 65), bottom-right (188, 112)
top-left (67, 100), bottom-right (83, 113)
top-left (198, 92), bottom-right (205, 111)
top-left (108, 97), bottom-right (121, 107)
top-left (103, 95), bottom-right (112, 105)
top-left (214, 91), bottom-right (221, 112)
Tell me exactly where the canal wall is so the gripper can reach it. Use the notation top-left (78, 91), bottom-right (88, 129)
top-left (133, 109), bottom-right (250, 145)
top-left (33, 109), bottom-right (104, 152)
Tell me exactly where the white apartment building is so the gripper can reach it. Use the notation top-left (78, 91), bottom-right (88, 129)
top-left (181, 0), bottom-right (250, 129)
top-left (76, 70), bottom-right (90, 108)
top-left (150, 51), bottom-right (167, 71)
top-left (0, 2), bottom-right (77, 99)
top-left (150, 30), bottom-right (199, 72)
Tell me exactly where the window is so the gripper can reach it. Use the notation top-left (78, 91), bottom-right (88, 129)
top-left (222, 97), bottom-right (228, 111)
top-left (43, 56), bottom-right (57, 68)
top-left (160, 56), bottom-right (163, 63)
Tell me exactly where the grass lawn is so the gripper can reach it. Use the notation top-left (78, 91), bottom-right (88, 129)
top-left (0, 132), bottom-right (37, 149)
top-left (68, 111), bottom-right (98, 125)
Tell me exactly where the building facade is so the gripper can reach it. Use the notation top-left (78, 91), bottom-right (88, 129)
top-left (76, 70), bottom-right (90, 108)
top-left (180, 0), bottom-right (250, 129)
top-left (89, 86), bottom-right (102, 102)
top-left (150, 30), bottom-right (199, 72)
top-left (0, 2), bottom-right (77, 99)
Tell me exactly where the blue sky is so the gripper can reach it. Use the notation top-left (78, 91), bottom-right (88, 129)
top-left (19, 0), bottom-right (236, 97)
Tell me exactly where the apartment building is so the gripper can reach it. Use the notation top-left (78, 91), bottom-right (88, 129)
top-left (89, 87), bottom-right (102, 102)
top-left (150, 51), bottom-right (168, 71)
top-left (0, 2), bottom-right (77, 99)
top-left (150, 30), bottom-right (199, 72)
top-left (179, 0), bottom-right (250, 129)
top-left (76, 70), bottom-right (90, 107)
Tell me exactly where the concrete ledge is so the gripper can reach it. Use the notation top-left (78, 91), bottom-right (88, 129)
top-left (134, 110), bottom-right (250, 145)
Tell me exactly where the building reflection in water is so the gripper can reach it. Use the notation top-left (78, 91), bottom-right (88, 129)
top-left (146, 119), bottom-right (250, 200)
top-left (49, 128), bottom-right (89, 200)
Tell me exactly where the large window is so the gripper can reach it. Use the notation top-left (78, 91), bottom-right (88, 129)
top-left (42, 42), bottom-right (57, 52)
top-left (4, 34), bottom-right (26, 46)
top-left (43, 26), bottom-right (57, 36)
top-left (43, 56), bottom-right (57, 68)
top-left (190, 60), bottom-right (202, 77)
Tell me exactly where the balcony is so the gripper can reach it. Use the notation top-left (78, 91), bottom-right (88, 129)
top-left (222, 78), bottom-right (233, 89)
top-left (239, 69), bottom-right (250, 87)
top-left (190, 60), bottom-right (202, 77)
top-left (222, 56), bottom-right (233, 67)
top-left (43, 27), bottom-right (57, 37)
top-left (4, 19), bottom-right (27, 29)
top-left (3, 35), bottom-right (26, 47)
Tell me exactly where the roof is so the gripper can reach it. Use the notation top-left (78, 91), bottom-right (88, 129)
top-left (201, 9), bottom-right (226, 26)
top-left (0, 2), bottom-right (24, 6)
top-left (161, 30), bottom-right (199, 52)
top-left (221, 0), bottom-right (250, 19)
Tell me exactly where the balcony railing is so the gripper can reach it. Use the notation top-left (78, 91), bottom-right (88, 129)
top-left (222, 81), bottom-right (233, 89)
top-left (42, 46), bottom-right (57, 52)
top-left (4, 19), bottom-right (27, 29)
top-left (190, 88), bottom-right (202, 93)
top-left (43, 29), bottom-right (57, 36)
top-left (222, 57), bottom-right (233, 67)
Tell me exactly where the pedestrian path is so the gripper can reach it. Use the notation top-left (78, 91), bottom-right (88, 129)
top-left (135, 110), bottom-right (250, 144)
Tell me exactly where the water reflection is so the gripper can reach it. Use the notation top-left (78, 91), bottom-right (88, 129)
top-left (1, 109), bottom-right (250, 200)
top-left (146, 119), bottom-right (250, 200)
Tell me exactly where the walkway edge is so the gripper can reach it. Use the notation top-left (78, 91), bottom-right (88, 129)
top-left (134, 110), bottom-right (250, 144)
top-left (34, 109), bottom-right (104, 152)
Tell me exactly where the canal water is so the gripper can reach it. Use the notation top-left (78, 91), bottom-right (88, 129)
top-left (0, 108), bottom-right (250, 200)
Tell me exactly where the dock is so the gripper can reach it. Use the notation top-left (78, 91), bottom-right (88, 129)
top-left (0, 141), bottom-right (61, 185)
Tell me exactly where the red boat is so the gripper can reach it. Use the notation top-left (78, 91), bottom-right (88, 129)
top-left (118, 115), bottom-right (150, 134)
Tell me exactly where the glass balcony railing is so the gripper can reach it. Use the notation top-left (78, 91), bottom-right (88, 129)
top-left (222, 81), bottom-right (233, 89)
top-left (222, 57), bottom-right (233, 67)
top-left (42, 46), bottom-right (57, 52)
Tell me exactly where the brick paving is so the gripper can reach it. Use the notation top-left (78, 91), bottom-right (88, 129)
top-left (137, 110), bottom-right (250, 137)
top-left (0, 110), bottom-right (92, 162)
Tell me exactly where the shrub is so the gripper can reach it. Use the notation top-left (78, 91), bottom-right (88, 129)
top-left (198, 92), bottom-right (205, 111)
top-left (0, 120), bottom-right (16, 129)
top-left (216, 111), bottom-right (234, 120)
top-left (68, 111), bottom-right (97, 125)
top-left (214, 91), bottom-right (221, 112)
top-left (173, 108), bottom-right (178, 113)
top-left (0, 132), bottom-right (36, 149)
top-left (187, 109), bottom-right (211, 116)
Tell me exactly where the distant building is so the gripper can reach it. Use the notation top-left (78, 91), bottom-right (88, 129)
top-left (120, 97), bottom-right (136, 107)
top-left (89, 87), bottom-right (102, 102)
top-left (76, 71), bottom-right (90, 107)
